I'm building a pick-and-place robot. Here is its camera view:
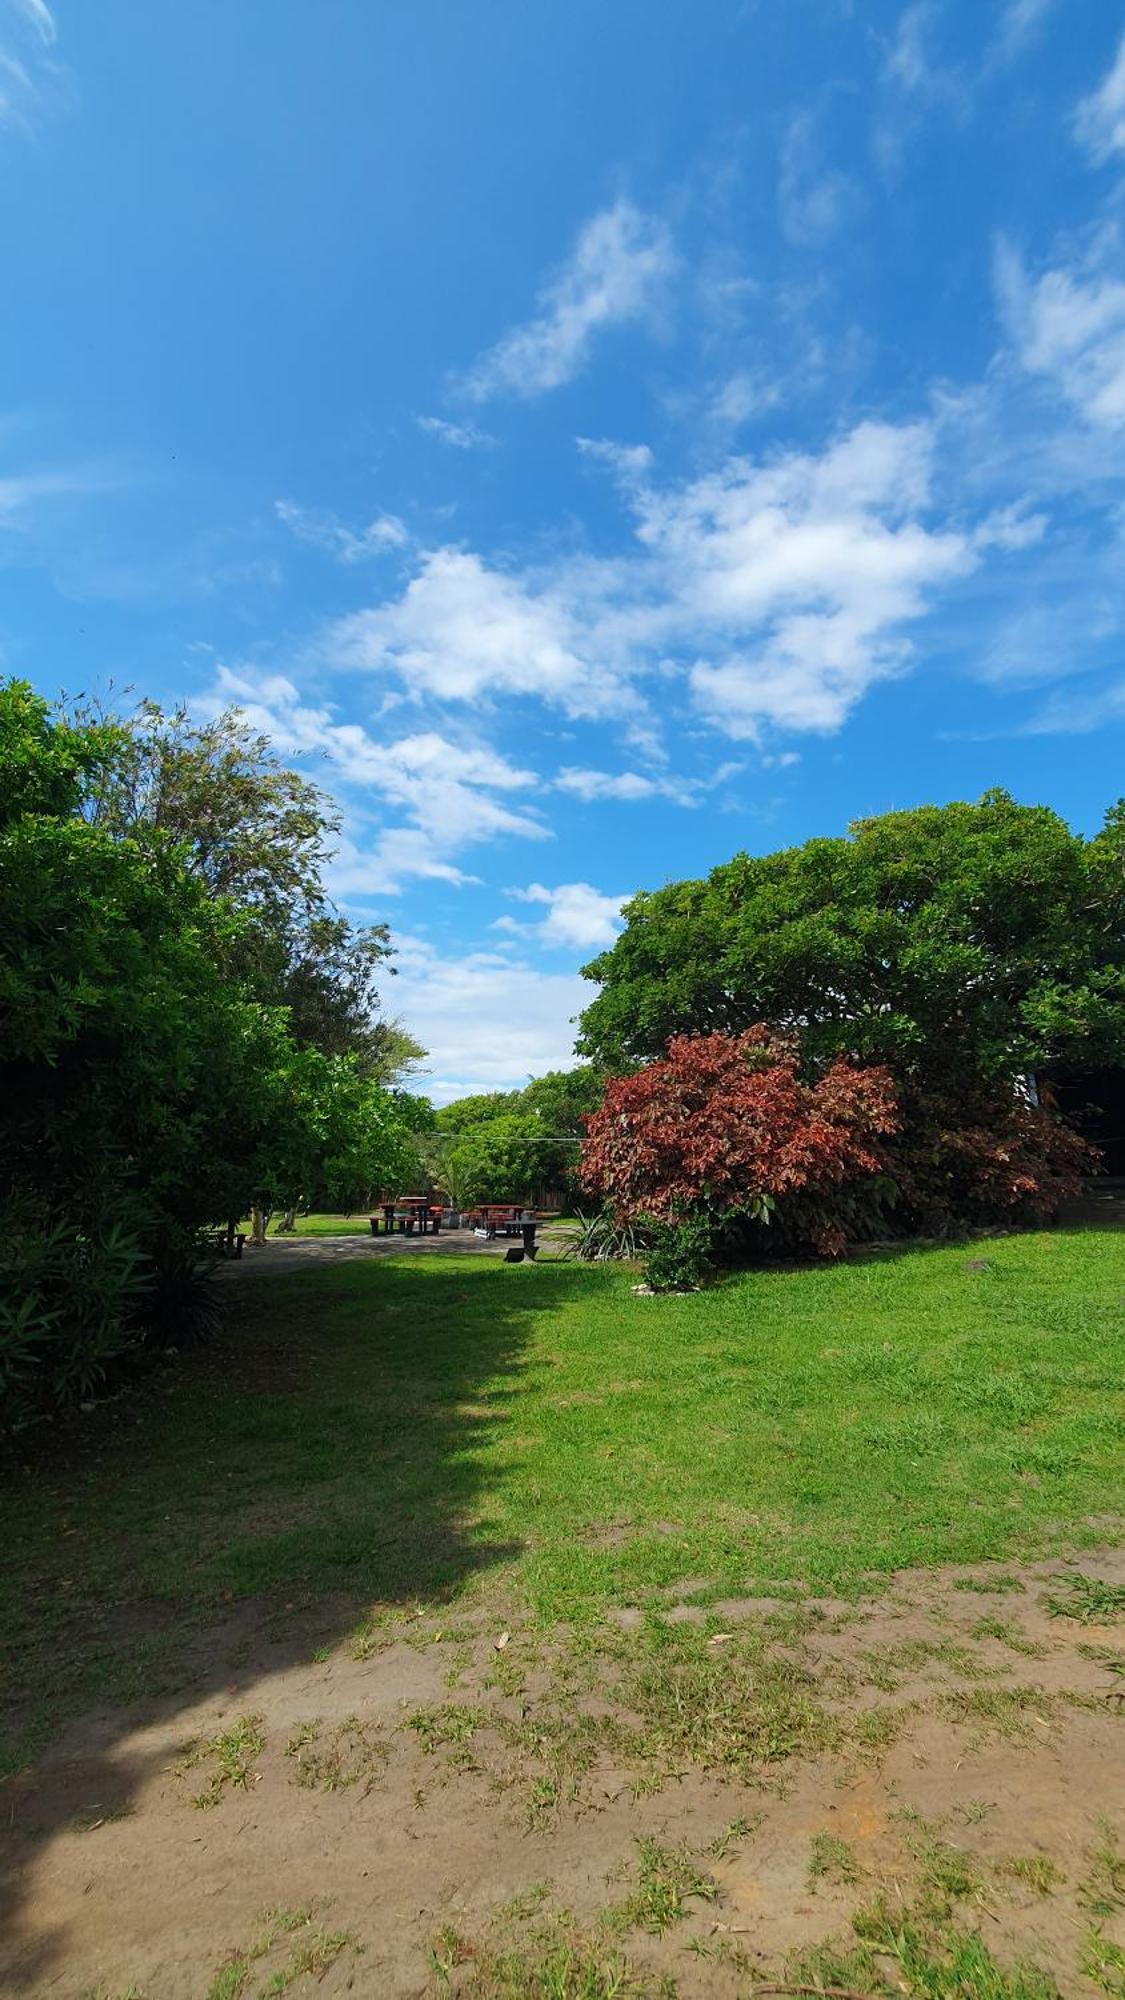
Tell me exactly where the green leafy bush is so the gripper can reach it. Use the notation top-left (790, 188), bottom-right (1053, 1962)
top-left (0, 1200), bottom-right (150, 1432)
top-left (641, 1213), bottom-right (715, 1291)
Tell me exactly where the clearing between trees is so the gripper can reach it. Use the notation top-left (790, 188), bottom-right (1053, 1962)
top-left (1, 1229), bottom-right (1123, 1997)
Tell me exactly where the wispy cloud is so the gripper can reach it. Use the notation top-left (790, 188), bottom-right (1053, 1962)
top-left (990, 0), bottom-right (1056, 67)
top-left (1023, 678), bottom-right (1125, 733)
top-left (10, 0), bottom-right (55, 43)
top-left (416, 414), bottom-right (496, 450)
top-left (874, 2), bottom-right (968, 170)
top-left (0, 463), bottom-right (112, 521)
top-left (463, 199), bottom-right (675, 402)
top-left (554, 762), bottom-right (740, 806)
top-left (778, 106), bottom-right (863, 246)
top-left (202, 665), bottom-right (550, 892)
top-left (0, 0), bottom-right (63, 132)
top-left (1075, 33), bottom-right (1125, 165)
top-left (996, 233), bottom-right (1125, 430)
top-left (275, 498), bottom-right (408, 562)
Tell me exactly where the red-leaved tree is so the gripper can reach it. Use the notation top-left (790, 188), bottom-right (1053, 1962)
top-left (579, 1027), bottom-right (899, 1256)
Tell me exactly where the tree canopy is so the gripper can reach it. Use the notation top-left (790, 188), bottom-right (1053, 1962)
top-left (422, 1066), bottom-right (603, 1207)
top-left (578, 792), bottom-right (1125, 1093)
top-left (0, 680), bottom-right (418, 1430)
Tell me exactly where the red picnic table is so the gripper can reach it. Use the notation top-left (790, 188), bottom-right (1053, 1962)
top-left (370, 1195), bottom-right (443, 1236)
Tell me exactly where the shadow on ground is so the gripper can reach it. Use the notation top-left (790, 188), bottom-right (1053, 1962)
top-left (0, 1256), bottom-right (586, 1990)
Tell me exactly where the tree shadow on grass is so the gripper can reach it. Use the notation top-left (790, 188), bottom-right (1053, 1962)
top-left (0, 1256), bottom-right (594, 1990)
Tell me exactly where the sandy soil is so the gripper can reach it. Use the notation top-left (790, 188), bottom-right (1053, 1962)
top-left (2, 1553), bottom-right (1123, 1997)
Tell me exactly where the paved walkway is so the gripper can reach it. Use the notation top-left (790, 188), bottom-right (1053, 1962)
top-left (217, 1227), bottom-right (575, 1277)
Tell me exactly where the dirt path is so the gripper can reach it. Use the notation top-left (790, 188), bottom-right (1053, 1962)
top-left (3, 1554), bottom-right (1123, 1997)
top-left (217, 1228), bottom-right (577, 1276)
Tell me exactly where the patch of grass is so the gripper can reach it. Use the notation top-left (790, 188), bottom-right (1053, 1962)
top-left (407, 1702), bottom-right (489, 1755)
top-left (901, 1821), bottom-right (984, 1917)
top-left (1081, 1928), bottom-right (1125, 1997)
top-left (429, 1905), bottom-right (669, 1997)
top-left (606, 1837), bottom-right (717, 1935)
top-left (808, 1831), bottom-right (863, 1888)
top-left (606, 1617), bottom-right (839, 1781)
top-left (953, 1574), bottom-right (1027, 1595)
top-left (204, 1907), bottom-right (317, 2000)
top-left (854, 1896), bottom-right (1061, 1997)
top-left (705, 1814), bottom-right (757, 1860)
top-left (274, 1926), bottom-right (359, 1986)
top-left (997, 1855), bottom-right (1064, 1897)
top-left (1078, 1822), bottom-right (1125, 1921)
top-left (184, 1713), bottom-right (264, 1810)
top-left (1045, 1575), bottom-right (1125, 1625)
top-left (936, 1683), bottom-right (1055, 1739)
top-left (970, 1615), bottom-right (1048, 1657)
top-left (859, 1636), bottom-right (988, 1690)
top-left (284, 1714), bottom-right (388, 1792)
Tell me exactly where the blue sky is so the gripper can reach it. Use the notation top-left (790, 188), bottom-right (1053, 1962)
top-left (4, 1), bottom-right (1125, 1098)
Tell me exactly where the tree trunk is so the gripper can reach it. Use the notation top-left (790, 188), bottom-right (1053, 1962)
top-left (250, 1205), bottom-right (269, 1246)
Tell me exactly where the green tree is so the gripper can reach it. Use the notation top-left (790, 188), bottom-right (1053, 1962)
top-left (434, 1090), bottom-right (523, 1134)
top-left (578, 792), bottom-right (1125, 1091)
top-left (441, 1116), bottom-right (546, 1206)
top-left (0, 682), bottom-right (418, 1426)
top-left (77, 697), bottom-right (418, 1080)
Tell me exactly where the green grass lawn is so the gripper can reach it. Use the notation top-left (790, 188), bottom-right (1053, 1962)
top-left (2, 1228), bottom-right (1123, 1772)
top-left (257, 1211), bottom-right (376, 1235)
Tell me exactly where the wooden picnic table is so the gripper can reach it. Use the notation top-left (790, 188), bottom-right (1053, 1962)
top-left (370, 1196), bottom-right (443, 1235)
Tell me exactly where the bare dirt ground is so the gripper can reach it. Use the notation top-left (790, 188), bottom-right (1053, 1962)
top-left (2, 1552), bottom-right (1123, 1998)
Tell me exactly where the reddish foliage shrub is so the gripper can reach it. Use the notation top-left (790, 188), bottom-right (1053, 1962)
top-left (891, 1088), bottom-right (1096, 1231)
top-left (579, 1027), bottom-right (899, 1257)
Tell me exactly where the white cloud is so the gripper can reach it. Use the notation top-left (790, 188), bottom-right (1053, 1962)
top-left (554, 761), bottom-right (741, 804)
top-left (997, 235), bottom-right (1125, 429)
top-left (203, 665), bottom-right (549, 891)
top-left (554, 766), bottom-right (684, 806)
top-left (416, 414), bottom-right (496, 450)
top-left (1075, 34), bottom-right (1125, 164)
top-left (320, 417), bottom-right (979, 746)
top-left (10, 0), bottom-right (55, 42)
top-left (382, 935), bottom-right (587, 1102)
top-left (986, 0), bottom-right (1056, 68)
top-left (875, 2), bottom-right (966, 170)
top-left (326, 546), bottom-right (635, 720)
top-left (507, 881), bottom-right (628, 950)
top-left (0, 466), bottom-right (106, 516)
top-left (778, 108), bottom-right (863, 246)
top-left (1, 0), bottom-right (62, 132)
top-left (705, 372), bottom-right (783, 430)
top-left (971, 503), bottom-right (1048, 552)
top-left (275, 498), bottom-right (408, 561)
top-left (463, 199), bottom-right (675, 401)
top-left (635, 419), bottom-right (973, 738)
top-left (1023, 678), bottom-right (1125, 734)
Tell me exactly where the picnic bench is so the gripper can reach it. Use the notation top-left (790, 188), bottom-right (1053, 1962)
top-left (370, 1196), bottom-right (443, 1236)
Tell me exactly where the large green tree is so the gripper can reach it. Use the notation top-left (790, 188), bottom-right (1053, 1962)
top-left (578, 792), bottom-right (1125, 1092)
top-left (77, 697), bottom-right (422, 1082)
top-left (0, 682), bottom-right (417, 1428)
